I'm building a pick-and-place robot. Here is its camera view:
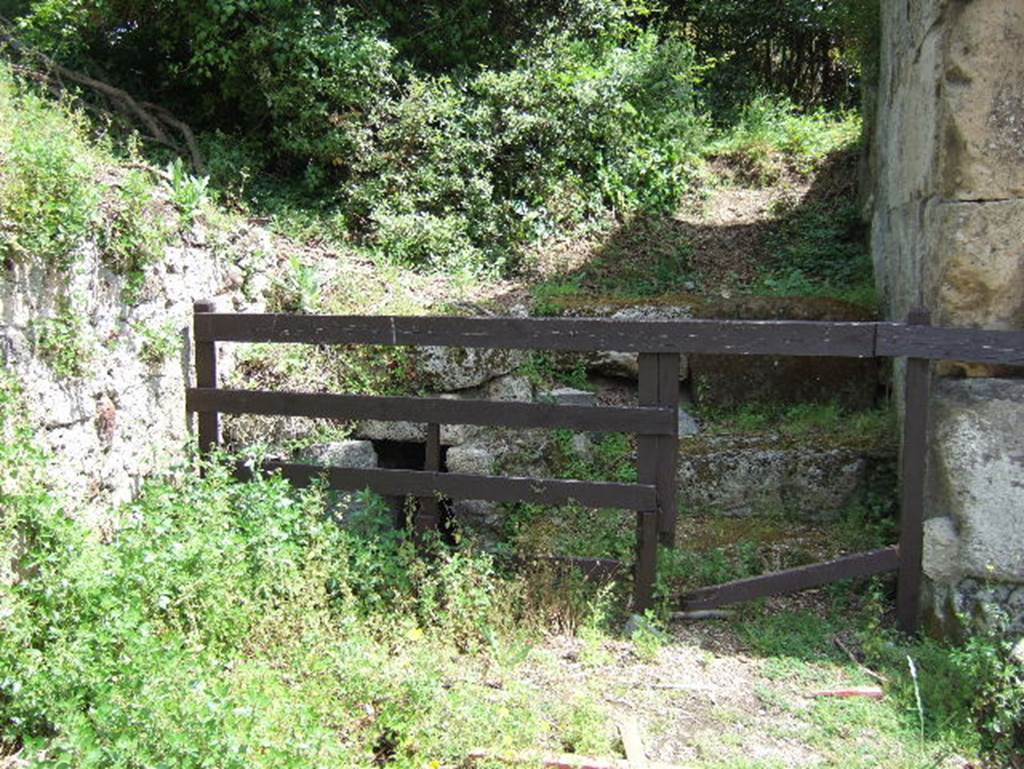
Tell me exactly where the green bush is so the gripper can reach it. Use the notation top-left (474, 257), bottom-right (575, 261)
top-left (0, 66), bottom-right (100, 266)
top-left (1, 372), bottom-right (546, 766)
top-left (0, 65), bottom-right (172, 273)
top-left (344, 32), bottom-right (707, 273)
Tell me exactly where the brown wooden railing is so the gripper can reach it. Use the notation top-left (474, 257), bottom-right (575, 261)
top-left (187, 301), bottom-right (1024, 632)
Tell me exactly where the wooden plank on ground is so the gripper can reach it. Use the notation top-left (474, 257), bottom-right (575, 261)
top-left (679, 547), bottom-right (901, 610)
top-left (618, 717), bottom-right (648, 769)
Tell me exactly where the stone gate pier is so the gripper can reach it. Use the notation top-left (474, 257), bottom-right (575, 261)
top-left (871, 0), bottom-right (1024, 634)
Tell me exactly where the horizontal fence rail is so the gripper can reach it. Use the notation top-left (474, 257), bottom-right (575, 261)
top-left (187, 387), bottom-right (678, 434)
top-left (194, 312), bottom-right (1024, 363)
top-left (190, 302), bottom-right (1024, 628)
top-left (236, 460), bottom-right (658, 510)
top-left (195, 313), bottom-right (879, 357)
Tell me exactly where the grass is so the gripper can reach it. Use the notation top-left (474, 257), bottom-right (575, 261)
top-left (708, 95), bottom-right (863, 181)
top-left (0, 66), bottom-right (177, 277)
top-left (694, 400), bottom-right (897, 450)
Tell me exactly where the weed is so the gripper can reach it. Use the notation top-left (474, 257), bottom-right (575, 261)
top-left (31, 299), bottom-right (92, 379)
top-left (268, 255), bottom-right (323, 314)
top-left (518, 351), bottom-right (591, 392)
top-left (135, 321), bottom-right (181, 368)
top-left (0, 66), bottom-right (101, 268)
top-left (165, 157), bottom-right (211, 224)
top-left (101, 168), bottom-right (169, 279)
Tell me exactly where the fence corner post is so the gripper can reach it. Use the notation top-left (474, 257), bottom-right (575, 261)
top-left (414, 422), bottom-right (442, 543)
top-left (193, 299), bottom-right (220, 468)
top-left (633, 509), bottom-right (658, 613)
top-left (897, 307), bottom-right (931, 635)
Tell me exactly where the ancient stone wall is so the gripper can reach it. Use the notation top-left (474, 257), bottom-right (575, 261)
top-left (871, 0), bottom-right (1024, 632)
top-left (0, 223), bottom-right (276, 530)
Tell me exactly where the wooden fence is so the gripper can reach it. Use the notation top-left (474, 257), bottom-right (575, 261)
top-left (187, 301), bottom-right (1024, 633)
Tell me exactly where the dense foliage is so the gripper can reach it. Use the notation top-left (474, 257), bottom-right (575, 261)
top-left (2, 0), bottom-right (876, 275)
top-left (663, 0), bottom-right (879, 117)
top-left (0, 371), bottom-right (550, 767)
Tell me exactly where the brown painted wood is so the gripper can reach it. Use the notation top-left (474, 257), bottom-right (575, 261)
top-left (196, 313), bottom-right (878, 357)
top-left (185, 387), bottom-right (677, 435)
top-left (876, 322), bottom-right (1024, 365)
top-left (656, 354), bottom-right (680, 546)
top-left (236, 461), bottom-right (658, 510)
top-left (680, 547), bottom-right (900, 610)
top-left (636, 354), bottom-right (659, 592)
top-left (416, 422), bottom-right (442, 540)
top-left (193, 301), bottom-right (219, 461)
top-left (897, 308), bottom-right (932, 634)
top-left (633, 510), bottom-right (658, 613)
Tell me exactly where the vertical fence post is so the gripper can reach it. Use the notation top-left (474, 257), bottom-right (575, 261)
top-left (634, 509), bottom-right (658, 613)
top-left (897, 307), bottom-right (931, 634)
top-left (193, 300), bottom-right (220, 466)
top-left (636, 354), bottom-right (660, 611)
top-left (656, 353), bottom-right (680, 547)
top-left (415, 422), bottom-right (441, 543)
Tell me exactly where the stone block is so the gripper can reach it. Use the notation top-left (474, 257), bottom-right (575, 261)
top-left (940, 0), bottom-right (1024, 200)
top-left (928, 378), bottom-right (1024, 583)
top-left (676, 435), bottom-right (875, 520)
top-left (689, 297), bottom-right (880, 411)
top-left (300, 440), bottom-right (378, 468)
top-left (538, 387), bottom-right (596, 408)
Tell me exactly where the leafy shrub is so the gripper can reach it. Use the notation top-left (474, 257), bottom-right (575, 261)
top-left (344, 32), bottom-right (707, 273)
top-left (0, 402), bottom-right (529, 767)
top-left (0, 66), bottom-right (100, 266)
top-left (861, 616), bottom-right (1024, 768)
top-left (30, 298), bottom-right (92, 378)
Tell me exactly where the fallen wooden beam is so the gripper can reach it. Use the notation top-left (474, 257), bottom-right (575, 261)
top-left (617, 716), bottom-right (648, 769)
top-left (467, 750), bottom-right (684, 769)
top-left (810, 686), bottom-right (884, 699)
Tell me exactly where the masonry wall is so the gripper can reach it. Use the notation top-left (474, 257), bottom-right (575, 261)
top-left (871, 0), bottom-right (1024, 633)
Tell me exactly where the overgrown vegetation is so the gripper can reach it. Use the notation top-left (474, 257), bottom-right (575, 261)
top-left (2, 371), bottom-right (1021, 767)
top-left (3, 0), bottom-right (878, 281)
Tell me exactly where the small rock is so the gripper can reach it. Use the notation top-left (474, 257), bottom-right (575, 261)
top-left (592, 351), bottom-right (640, 380)
top-left (300, 440), bottom-right (378, 469)
top-left (678, 408), bottom-right (700, 436)
top-left (624, 613), bottom-right (665, 639)
top-left (1011, 637), bottom-right (1024, 666)
top-left (538, 387), bottom-right (596, 408)
top-left (923, 517), bottom-right (961, 583)
top-left (224, 264), bottom-right (245, 290)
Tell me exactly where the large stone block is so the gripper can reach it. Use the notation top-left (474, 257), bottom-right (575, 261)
top-left (414, 346), bottom-right (528, 391)
top-left (927, 378), bottom-right (1024, 583)
top-left (924, 199), bottom-right (1024, 331)
top-left (689, 297), bottom-right (880, 410)
top-left (940, 0), bottom-right (1024, 201)
top-left (676, 435), bottom-right (882, 520)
